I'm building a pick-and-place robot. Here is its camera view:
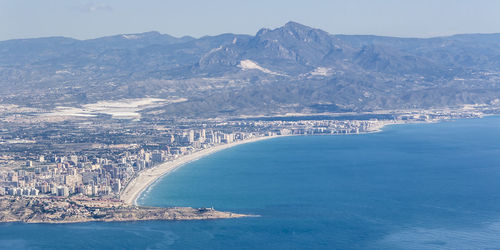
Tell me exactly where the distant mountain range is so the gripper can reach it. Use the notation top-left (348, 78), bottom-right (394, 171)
top-left (1, 21), bottom-right (500, 118)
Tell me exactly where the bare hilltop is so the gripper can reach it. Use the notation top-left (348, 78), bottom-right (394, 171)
top-left (0, 196), bottom-right (252, 224)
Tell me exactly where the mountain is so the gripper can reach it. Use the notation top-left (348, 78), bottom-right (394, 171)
top-left (1, 21), bottom-right (500, 118)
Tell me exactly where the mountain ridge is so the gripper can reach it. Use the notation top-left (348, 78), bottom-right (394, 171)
top-left (1, 21), bottom-right (500, 118)
top-left (4, 21), bottom-right (500, 43)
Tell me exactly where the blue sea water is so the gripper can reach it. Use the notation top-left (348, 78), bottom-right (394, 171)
top-left (2, 117), bottom-right (500, 249)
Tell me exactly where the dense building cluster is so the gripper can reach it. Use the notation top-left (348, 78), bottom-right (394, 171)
top-left (0, 128), bottom-right (257, 198)
top-left (0, 110), bottom-right (482, 199)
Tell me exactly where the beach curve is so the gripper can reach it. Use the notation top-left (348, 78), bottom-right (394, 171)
top-left (120, 135), bottom-right (280, 205)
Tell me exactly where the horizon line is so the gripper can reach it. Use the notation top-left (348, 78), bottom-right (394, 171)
top-left (2, 21), bottom-right (500, 43)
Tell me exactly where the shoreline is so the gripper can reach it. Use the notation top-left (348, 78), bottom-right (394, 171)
top-left (0, 196), bottom-right (254, 223)
top-left (120, 135), bottom-right (282, 205)
top-left (120, 116), bottom-right (459, 206)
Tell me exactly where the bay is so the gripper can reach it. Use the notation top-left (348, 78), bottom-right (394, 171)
top-left (3, 117), bottom-right (500, 249)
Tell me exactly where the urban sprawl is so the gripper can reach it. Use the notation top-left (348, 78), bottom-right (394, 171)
top-left (0, 109), bottom-right (483, 200)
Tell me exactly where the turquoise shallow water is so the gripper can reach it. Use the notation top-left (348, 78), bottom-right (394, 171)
top-left (2, 117), bottom-right (500, 249)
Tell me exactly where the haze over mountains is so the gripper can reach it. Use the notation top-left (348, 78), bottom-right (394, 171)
top-left (1, 21), bottom-right (500, 118)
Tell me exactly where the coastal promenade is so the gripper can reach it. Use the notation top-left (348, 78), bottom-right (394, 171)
top-left (120, 135), bottom-right (279, 205)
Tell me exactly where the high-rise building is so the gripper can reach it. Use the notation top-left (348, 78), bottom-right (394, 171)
top-left (198, 129), bottom-right (206, 142)
top-left (92, 185), bottom-right (98, 196)
top-left (112, 179), bottom-right (121, 193)
top-left (188, 130), bottom-right (195, 143)
top-left (152, 152), bottom-right (163, 163)
top-left (225, 133), bottom-right (234, 143)
top-left (144, 152), bottom-right (151, 162)
top-left (70, 155), bottom-right (78, 164)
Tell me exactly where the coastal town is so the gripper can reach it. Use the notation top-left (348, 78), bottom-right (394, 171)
top-left (0, 105), bottom-right (485, 222)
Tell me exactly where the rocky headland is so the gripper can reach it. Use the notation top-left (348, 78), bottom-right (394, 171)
top-left (0, 196), bottom-right (252, 223)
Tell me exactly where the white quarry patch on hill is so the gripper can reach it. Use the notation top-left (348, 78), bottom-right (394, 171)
top-left (122, 34), bottom-right (139, 40)
top-left (238, 60), bottom-right (285, 76)
top-left (310, 67), bottom-right (332, 76)
top-left (199, 46), bottom-right (223, 62)
top-left (207, 46), bottom-right (223, 54)
top-left (55, 70), bottom-right (71, 75)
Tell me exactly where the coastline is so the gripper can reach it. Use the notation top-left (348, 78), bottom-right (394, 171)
top-left (0, 196), bottom-right (254, 223)
top-left (120, 119), bottom-right (432, 206)
top-left (120, 116), bottom-right (463, 206)
top-left (1, 116), bottom-right (477, 224)
top-left (120, 135), bottom-right (281, 205)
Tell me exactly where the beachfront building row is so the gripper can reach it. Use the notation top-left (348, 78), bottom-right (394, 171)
top-left (0, 119), bottom-right (394, 199)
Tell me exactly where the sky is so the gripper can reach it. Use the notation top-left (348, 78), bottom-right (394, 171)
top-left (1, 0), bottom-right (500, 41)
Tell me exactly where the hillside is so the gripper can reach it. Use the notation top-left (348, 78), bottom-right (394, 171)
top-left (1, 22), bottom-right (500, 118)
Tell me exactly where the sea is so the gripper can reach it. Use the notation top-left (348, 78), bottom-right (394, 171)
top-left (2, 116), bottom-right (500, 249)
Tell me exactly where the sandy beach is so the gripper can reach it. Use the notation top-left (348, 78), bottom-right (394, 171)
top-left (120, 135), bottom-right (279, 205)
top-left (119, 119), bottom-right (426, 205)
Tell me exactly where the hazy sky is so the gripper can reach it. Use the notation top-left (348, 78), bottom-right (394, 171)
top-left (1, 0), bottom-right (500, 41)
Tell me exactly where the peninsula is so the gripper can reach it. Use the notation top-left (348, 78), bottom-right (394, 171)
top-left (0, 106), bottom-right (485, 224)
top-left (0, 196), bottom-right (251, 223)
